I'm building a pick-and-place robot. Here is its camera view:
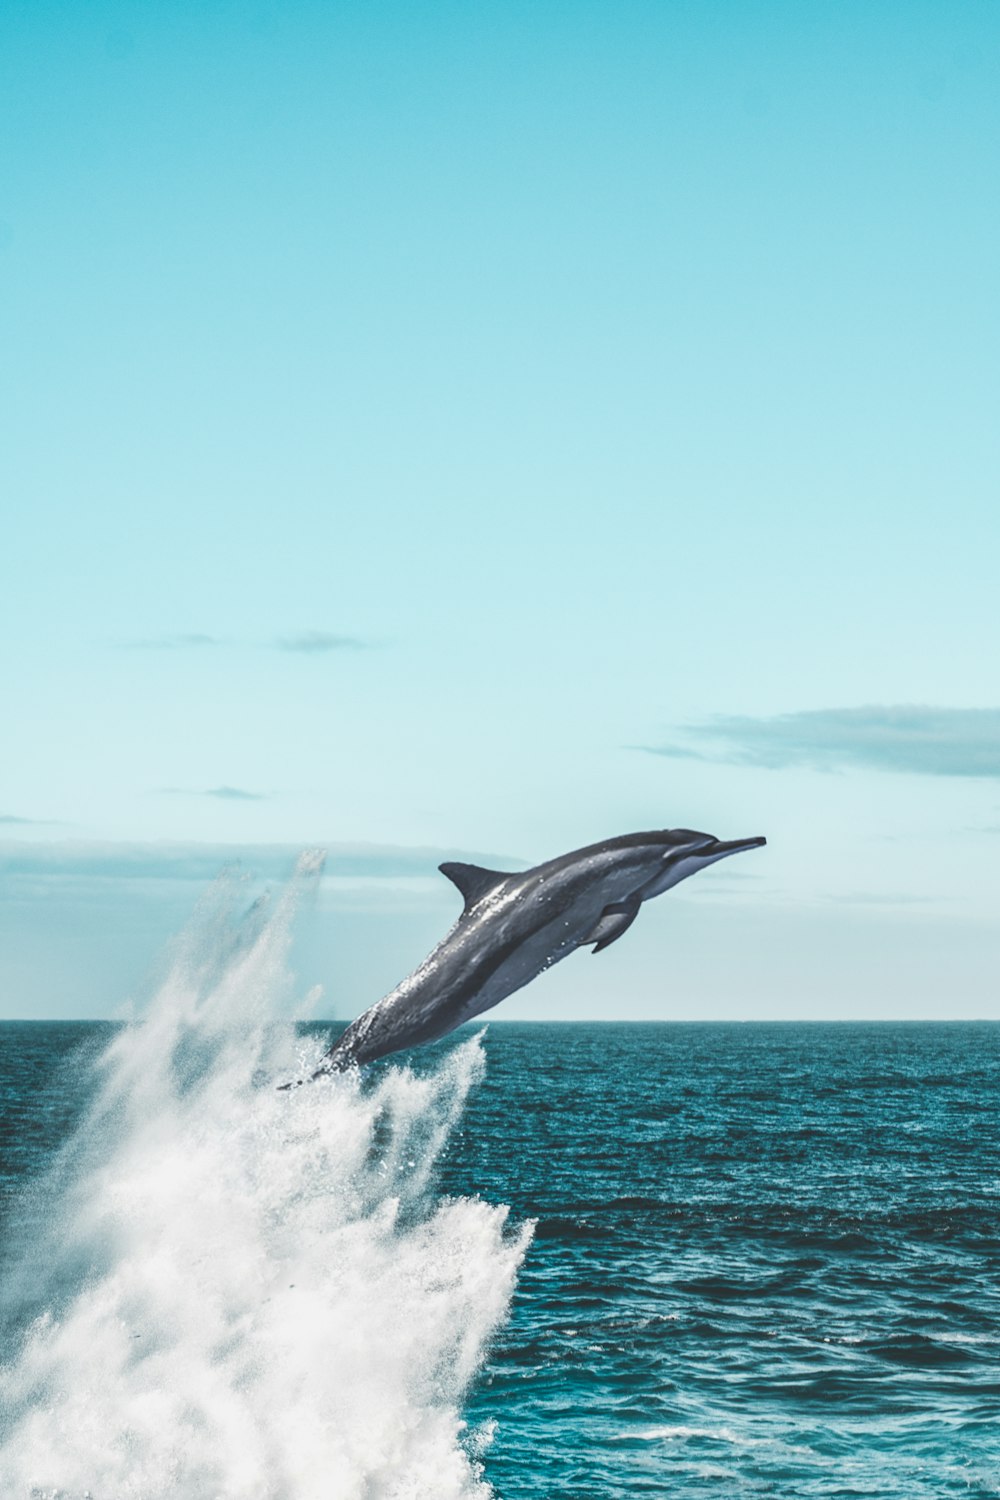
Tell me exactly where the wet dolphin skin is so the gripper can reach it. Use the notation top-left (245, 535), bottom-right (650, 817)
top-left (319, 828), bottom-right (766, 1072)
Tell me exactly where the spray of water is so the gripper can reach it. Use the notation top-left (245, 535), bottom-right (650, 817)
top-left (0, 858), bottom-right (530, 1499)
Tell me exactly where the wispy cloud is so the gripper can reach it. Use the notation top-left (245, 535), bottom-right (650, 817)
top-left (640, 706), bottom-right (1000, 779)
top-left (272, 631), bottom-right (369, 654)
top-left (158, 786), bottom-right (270, 801)
top-left (116, 630), bottom-right (373, 654)
top-left (205, 785), bottom-right (268, 801)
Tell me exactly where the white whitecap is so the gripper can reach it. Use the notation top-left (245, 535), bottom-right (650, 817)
top-left (0, 866), bottom-right (530, 1499)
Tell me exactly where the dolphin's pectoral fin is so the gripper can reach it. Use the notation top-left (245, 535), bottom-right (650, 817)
top-left (439, 861), bottom-right (511, 911)
top-left (587, 898), bottom-right (641, 953)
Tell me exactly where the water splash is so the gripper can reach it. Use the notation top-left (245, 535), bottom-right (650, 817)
top-left (0, 860), bottom-right (530, 1499)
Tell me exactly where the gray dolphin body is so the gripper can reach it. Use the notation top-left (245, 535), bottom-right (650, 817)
top-left (317, 827), bottom-right (765, 1073)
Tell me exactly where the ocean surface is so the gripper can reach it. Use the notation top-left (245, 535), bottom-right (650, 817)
top-left (0, 879), bottom-right (997, 1497)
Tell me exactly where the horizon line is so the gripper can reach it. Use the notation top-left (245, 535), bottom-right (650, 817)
top-left (2, 1016), bottom-right (997, 1026)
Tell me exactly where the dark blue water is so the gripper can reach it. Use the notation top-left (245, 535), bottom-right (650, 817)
top-left (2, 1020), bottom-right (998, 1496)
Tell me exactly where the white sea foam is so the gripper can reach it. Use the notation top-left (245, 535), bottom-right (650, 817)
top-left (0, 860), bottom-right (530, 1499)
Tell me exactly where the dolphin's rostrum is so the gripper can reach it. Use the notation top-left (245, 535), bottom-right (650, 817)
top-left (315, 827), bottom-right (765, 1074)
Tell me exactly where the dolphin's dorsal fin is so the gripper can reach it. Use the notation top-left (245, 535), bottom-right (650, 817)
top-left (439, 861), bottom-right (510, 910)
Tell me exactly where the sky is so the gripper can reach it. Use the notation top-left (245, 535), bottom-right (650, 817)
top-left (2, 0), bottom-right (998, 1021)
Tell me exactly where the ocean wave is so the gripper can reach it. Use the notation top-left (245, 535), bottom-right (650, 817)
top-left (0, 861), bottom-right (530, 1499)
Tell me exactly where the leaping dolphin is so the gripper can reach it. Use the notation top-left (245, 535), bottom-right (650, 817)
top-left (314, 827), bottom-right (765, 1073)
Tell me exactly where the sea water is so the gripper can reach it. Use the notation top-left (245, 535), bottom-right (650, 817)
top-left (0, 873), bottom-right (998, 1497)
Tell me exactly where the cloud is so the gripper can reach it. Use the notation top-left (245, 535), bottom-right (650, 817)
top-left (272, 631), bottom-right (369, 653)
top-left (158, 786), bottom-right (270, 801)
top-left (0, 840), bottom-right (516, 883)
top-left (0, 813), bottom-right (57, 825)
top-left (640, 706), bottom-right (1000, 779)
top-left (116, 631), bottom-right (373, 654)
top-left (205, 786), bottom-right (268, 801)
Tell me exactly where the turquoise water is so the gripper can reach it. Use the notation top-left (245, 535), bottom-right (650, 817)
top-left (2, 1020), bottom-right (997, 1497)
top-left (0, 887), bottom-right (997, 1497)
top-left (453, 1022), bottom-right (1000, 1497)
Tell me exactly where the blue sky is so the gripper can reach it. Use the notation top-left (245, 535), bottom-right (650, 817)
top-left (2, 0), bottom-right (998, 1020)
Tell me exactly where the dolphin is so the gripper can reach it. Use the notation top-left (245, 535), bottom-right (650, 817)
top-left (313, 827), bottom-right (765, 1074)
